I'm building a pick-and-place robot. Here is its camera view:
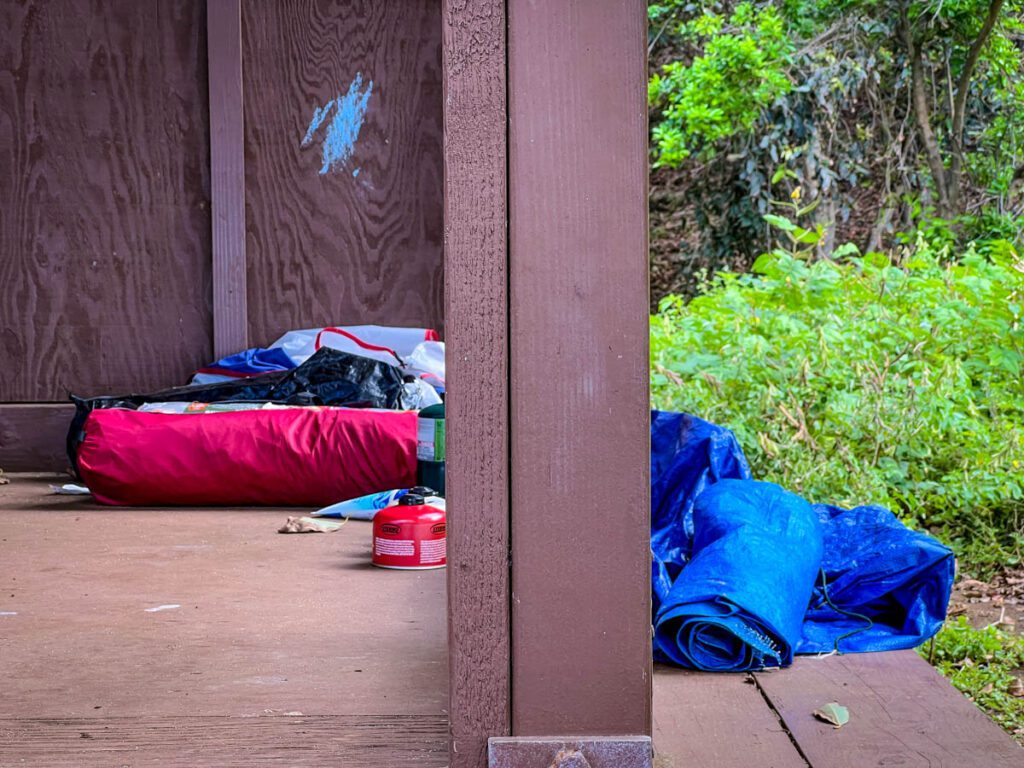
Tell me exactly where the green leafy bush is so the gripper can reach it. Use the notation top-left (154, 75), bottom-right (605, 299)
top-left (651, 240), bottom-right (1024, 574)
top-left (922, 617), bottom-right (1024, 739)
top-left (647, 1), bottom-right (1024, 300)
top-left (649, 3), bottom-right (793, 166)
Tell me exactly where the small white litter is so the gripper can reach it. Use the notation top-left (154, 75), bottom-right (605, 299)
top-left (49, 483), bottom-right (91, 496)
top-left (144, 604), bottom-right (181, 613)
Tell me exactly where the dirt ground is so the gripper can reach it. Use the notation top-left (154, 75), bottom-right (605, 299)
top-left (950, 568), bottom-right (1024, 635)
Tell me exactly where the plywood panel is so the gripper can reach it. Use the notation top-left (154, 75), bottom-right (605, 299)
top-left (0, 404), bottom-right (74, 472)
top-left (442, 1), bottom-right (509, 766)
top-left (241, 0), bottom-right (444, 346)
top-left (508, 0), bottom-right (651, 737)
top-left (0, 0), bottom-right (213, 400)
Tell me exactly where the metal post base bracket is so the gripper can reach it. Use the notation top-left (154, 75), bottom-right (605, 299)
top-left (488, 736), bottom-right (652, 768)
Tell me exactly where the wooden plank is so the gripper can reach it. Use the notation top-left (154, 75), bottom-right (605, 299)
top-left (0, 716), bottom-right (447, 767)
top-left (0, 479), bottom-right (448, 719)
top-left (0, 477), bottom-right (449, 764)
top-left (207, 0), bottom-right (248, 357)
top-left (441, 1), bottom-right (510, 766)
top-left (652, 667), bottom-right (808, 768)
top-left (0, 0), bottom-right (213, 400)
top-left (507, 0), bottom-right (651, 737)
top-left (240, 0), bottom-right (444, 346)
top-left (0, 404), bottom-right (75, 472)
top-left (755, 651), bottom-right (1023, 767)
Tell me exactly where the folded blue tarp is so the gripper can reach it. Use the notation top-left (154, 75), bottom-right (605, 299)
top-left (655, 479), bottom-right (823, 671)
top-left (651, 411), bottom-right (750, 619)
top-left (195, 347), bottom-right (296, 379)
top-left (651, 410), bottom-right (954, 671)
top-left (799, 502), bottom-right (955, 654)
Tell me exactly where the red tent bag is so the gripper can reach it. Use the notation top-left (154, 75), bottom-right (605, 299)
top-left (77, 407), bottom-right (417, 506)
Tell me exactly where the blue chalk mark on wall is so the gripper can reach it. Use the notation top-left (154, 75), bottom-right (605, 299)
top-left (301, 73), bottom-right (373, 175)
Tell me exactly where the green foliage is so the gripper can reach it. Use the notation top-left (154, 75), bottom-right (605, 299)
top-left (651, 239), bottom-right (1024, 574)
top-left (648, 0), bottom-right (1024, 296)
top-left (922, 617), bottom-right (1024, 738)
top-left (649, 3), bottom-right (794, 166)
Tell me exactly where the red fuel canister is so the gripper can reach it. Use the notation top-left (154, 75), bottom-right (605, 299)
top-left (372, 494), bottom-right (446, 570)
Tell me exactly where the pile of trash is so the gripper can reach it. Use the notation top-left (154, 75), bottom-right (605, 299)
top-left (67, 325), bottom-right (445, 507)
top-left (63, 328), bottom-right (954, 660)
top-left (651, 410), bottom-right (955, 671)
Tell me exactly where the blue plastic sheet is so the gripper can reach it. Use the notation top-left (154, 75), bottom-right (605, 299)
top-left (197, 347), bottom-right (296, 378)
top-left (799, 502), bottom-right (955, 654)
top-left (655, 480), bottom-right (822, 671)
top-left (651, 411), bottom-right (750, 618)
top-left (651, 410), bottom-right (954, 671)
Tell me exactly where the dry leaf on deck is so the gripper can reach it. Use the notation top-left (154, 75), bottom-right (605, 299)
top-left (813, 702), bottom-right (850, 728)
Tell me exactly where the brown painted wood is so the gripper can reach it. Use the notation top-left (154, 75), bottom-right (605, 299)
top-left (489, 736), bottom-right (652, 768)
top-left (442, 1), bottom-right (510, 767)
top-left (652, 666), bottom-right (808, 768)
top-left (0, 478), bottom-right (448, 719)
top-left (0, 716), bottom-right (447, 768)
top-left (507, 0), bottom-right (651, 737)
top-left (0, 476), bottom-right (449, 763)
top-left (240, 0), bottom-right (444, 346)
top-left (0, 405), bottom-right (75, 472)
top-left (0, 0), bottom-right (213, 400)
top-left (207, 0), bottom-right (248, 357)
top-left (755, 651), bottom-right (1023, 767)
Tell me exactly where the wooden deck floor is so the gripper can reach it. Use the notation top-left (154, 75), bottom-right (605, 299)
top-left (0, 476), bottom-right (449, 766)
top-left (653, 652), bottom-right (1022, 767)
top-left (1, 476), bottom-right (1020, 767)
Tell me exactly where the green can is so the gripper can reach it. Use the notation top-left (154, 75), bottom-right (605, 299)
top-left (416, 403), bottom-right (445, 495)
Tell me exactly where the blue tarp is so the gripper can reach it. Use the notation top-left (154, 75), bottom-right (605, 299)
top-left (197, 347), bottom-right (296, 378)
top-left (651, 410), bottom-right (955, 671)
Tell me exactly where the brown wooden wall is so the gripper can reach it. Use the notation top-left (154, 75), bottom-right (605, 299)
top-left (241, 0), bottom-right (444, 347)
top-left (0, 0), bottom-right (444, 470)
top-left (0, 0), bottom-right (213, 401)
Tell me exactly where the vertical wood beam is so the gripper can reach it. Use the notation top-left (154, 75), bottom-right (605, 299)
top-left (443, 1), bottom-right (510, 766)
top-left (207, 0), bottom-right (248, 357)
top-left (508, 0), bottom-right (651, 736)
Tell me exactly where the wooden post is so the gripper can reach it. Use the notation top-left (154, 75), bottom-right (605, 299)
top-left (443, 2), bottom-right (511, 767)
top-left (507, 0), bottom-right (652, 741)
top-left (444, 1), bottom-right (648, 763)
top-left (207, 0), bottom-right (248, 357)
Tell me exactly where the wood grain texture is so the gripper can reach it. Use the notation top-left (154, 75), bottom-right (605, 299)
top-left (442, 1), bottom-right (509, 767)
top-left (755, 651), bottom-right (1023, 767)
top-left (0, 716), bottom-right (448, 767)
top-left (508, 0), bottom-right (651, 737)
top-left (0, 0), bottom-right (213, 400)
top-left (208, 0), bottom-right (248, 357)
top-left (241, 0), bottom-right (444, 346)
top-left (652, 666), bottom-right (807, 768)
top-left (0, 478), bottom-right (449, 761)
top-left (0, 404), bottom-right (74, 472)
top-left (0, 482), bottom-right (448, 720)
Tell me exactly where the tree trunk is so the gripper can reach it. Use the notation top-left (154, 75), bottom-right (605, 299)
top-left (947, 0), bottom-right (1005, 210)
top-left (900, 6), bottom-right (952, 219)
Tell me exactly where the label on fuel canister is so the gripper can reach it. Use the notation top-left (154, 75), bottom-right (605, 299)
top-left (417, 417), bottom-right (445, 461)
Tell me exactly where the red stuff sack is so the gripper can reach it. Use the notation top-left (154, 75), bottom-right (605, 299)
top-left (77, 407), bottom-right (417, 506)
